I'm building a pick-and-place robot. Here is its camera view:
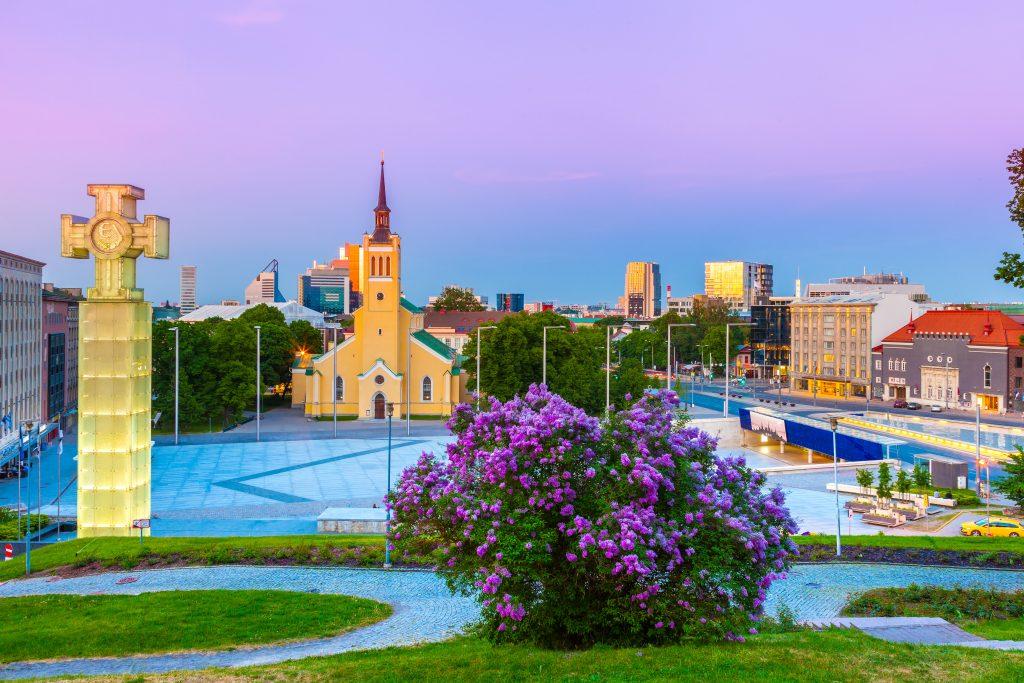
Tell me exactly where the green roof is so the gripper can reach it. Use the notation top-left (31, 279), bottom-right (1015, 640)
top-left (401, 297), bottom-right (423, 313)
top-left (412, 329), bottom-right (455, 360)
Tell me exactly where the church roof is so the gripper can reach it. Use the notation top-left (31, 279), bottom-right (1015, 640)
top-left (412, 329), bottom-right (455, 360)
top-left (376, 159), bottom-right (389, 211)
top-left (401, 297), bottom-right (423, 313)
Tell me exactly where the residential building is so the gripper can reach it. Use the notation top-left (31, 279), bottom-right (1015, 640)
top-left (523, 301), bottom-right (555, 313)
top-left (805, 272), bottom-right (929, 302)
top-left (179, 265), bottom-right (197, 314)
top-left (298, 260), bottom-right (351, 315)
top-left (789, 293), bottom-right (930, 399)
top-left (41, 284), bottom-right (82, 431)
top-left (291, 160), bottom-right (465, 419)
top-left (750, 296), bottom-right (793, 376)
top-left (495, 292), bottom-right (525, 312)
top-left (875, 310), bottom-right (1024, 413)
top-left (244, 259), bottom-right (286, 305)
top-left (622, 261), bottom-right (662, 319)
top-left (667, 294), bottom-right (727, 317)
top-left (423, 310), bottom-right (513, 354)
top-left (0, 250), bottom-right (44, 466)
top-left (180, 300), bottom-right (327, 328)
top-left (704, 261), bottom-right (773, 314)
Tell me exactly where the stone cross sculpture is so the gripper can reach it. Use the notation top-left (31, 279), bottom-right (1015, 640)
top-left (61, 185), bottom-right (169, 537)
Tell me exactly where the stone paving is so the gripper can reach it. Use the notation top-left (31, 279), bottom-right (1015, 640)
top-left (2, 562), bottom-right (1024, 678)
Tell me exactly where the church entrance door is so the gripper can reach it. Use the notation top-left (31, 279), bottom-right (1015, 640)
top-left (374, 393), bottom-right (386, 419)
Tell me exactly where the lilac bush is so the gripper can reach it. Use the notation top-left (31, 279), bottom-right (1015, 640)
top-left (388, 385), bottom-right (797, 648)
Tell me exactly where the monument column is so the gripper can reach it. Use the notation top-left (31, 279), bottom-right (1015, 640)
top-left (61, 185), bottom-right (169, 537)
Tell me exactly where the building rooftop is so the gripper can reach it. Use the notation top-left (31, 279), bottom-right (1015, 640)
top-left (881, 309), bottom-right (1024, 347)
top-left (180, 300), bottom-right (326, 328)
top-left (423, 310), bottom-right (512, 333)
top-left (791, 293), bottom-right (890, 305)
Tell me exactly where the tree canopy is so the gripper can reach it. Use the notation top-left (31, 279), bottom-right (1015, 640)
top-left (431, 286), bottom-right (485, 311)
top-left (994, 148), bottom-right (1024, 287)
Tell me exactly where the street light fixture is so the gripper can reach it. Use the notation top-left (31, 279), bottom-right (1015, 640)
top-left (542, 326), bottom-right (566, 387)
top-left (169, 327), bottom-right (179, 445)
top-left (254, 326), bottom-right (262, 442)
top-left (827, 415), bottom-right (843, 558)
top-left (384, 401), bottom-right (395, 568)
top-left (975, 395), bottom-right (983, 495)
top-left (723, 322), bottom-right (754, 417)
top-left (332, 327), bottom-right (339, 438)
top-left (666, 324), bottom-right (696, 393)
top-left (475, 325), bottom-right (498, 410)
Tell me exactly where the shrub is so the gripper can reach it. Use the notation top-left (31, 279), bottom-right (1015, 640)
top-left (912, 462), bottom-right (931, 490)
top-left (895, 468), bottom-right (912, 496)
top-left (876, 462), bottom-right (893, 501)
top-left (388, 386), bottom-right (797, 648)
top-left (855, 468), bottom-right (874, 493)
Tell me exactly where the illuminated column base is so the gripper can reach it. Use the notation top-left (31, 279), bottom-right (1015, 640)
top-left (77, 301), bottom-right (152, 537)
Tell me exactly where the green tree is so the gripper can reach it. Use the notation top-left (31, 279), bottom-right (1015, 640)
top-left (592, 315), bottom-right (625, 328)
top-left (855, 468), bottom-right (874, 494)
top-left (876, 462), bottom-right (893, 500)
top-left (912, 462), bottom-right (931, 490)
top-left (238, 305), bottom-right (294, 388)
top-left (431, 286), bottom-right (485, 311)
top-left (612, 358), bottom-right (653, 408)
top-left (289, 320), bottom-right (324, 355)
top-left (994, 447), bottom-right (1024, 508)
top-left (995, 148), bottom-right (1024, 287)
top-left (895, 468), bottom-right (912, 497)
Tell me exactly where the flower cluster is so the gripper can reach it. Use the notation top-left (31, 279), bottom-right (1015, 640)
top-left (387, 385), bottom-right (797, 647)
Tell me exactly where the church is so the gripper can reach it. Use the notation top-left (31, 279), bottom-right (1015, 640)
top-left (291, 161), bottom-right (464, 419)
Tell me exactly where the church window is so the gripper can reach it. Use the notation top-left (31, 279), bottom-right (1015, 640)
top-left (378, 328), bottom-right (382, 335)
top-left (370, 257), bottom-right (376, 276)
top-left (374, 374), bottom-right (385, 385)
top-left (422, 376), bottom-right (432, 401)
top-left (376, 292), bottom-right (384, 301)
top-left (984, 364), bottom-right (992, 388)
top-left (386, 256), bottom-right (391, 277)
top-left (335, 377), bottom-right (344, 400)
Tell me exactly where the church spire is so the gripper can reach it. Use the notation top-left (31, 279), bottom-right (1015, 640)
top-left (371, 154), bottom-right (392, 242)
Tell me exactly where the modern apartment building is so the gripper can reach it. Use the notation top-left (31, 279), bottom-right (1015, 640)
top-left (704, 261), bottom-right (772, 314)
top-left (0, 250), bottom-right (44, 464)
top-left (805, 272), bottom-right (929, 302)
top-left (667, 294), bottom-right (726, 317)
top-left (622, 261), bottom-right (662, 319)
top-left (298, 260), bottom-right (350, 315)
top-left (495, 292), bottom-right (525, 312)
top-left (789, 293), bottom-right (930, 399)
top-left (179, 265), bottom-right (197, 314)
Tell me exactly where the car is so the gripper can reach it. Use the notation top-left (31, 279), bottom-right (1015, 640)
top-left (906, 402), bottom-right (922, 410)
top-left (961, 516), bottom-right (1024, 538)
top-left (893, 399), bottom-right (908, 409)
top-left (930, 404), bottom-right (943, 413)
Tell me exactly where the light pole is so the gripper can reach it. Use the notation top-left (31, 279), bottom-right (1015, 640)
top-left (17, 419), bottom-right (37, 576)
top-left (332, 327), bottom-right (338, 438)
top-left (723, 322), bottom-right (753, 417)
top-left (605, 325), bottom-right (611, 417)
top-left (476, 325), bottom-right (497, 410)
top-left (54, 408), bottom-right (74, 542)
top-left (384, 401), bottom-right (394, 568)
top-left (979, 458), bottom-right (991, 526)
top-left (975, 395), bottom-right (982, 495)
top-left (666, 324), bottom-right (696, 392)
top-left (254, 325), bottom-right (261, 442)
top-left (542, 326), bottom-right (566, 387)
top-left (944, 356), bottom-right (952, 411)
top-left (828, 416), bottom-right (842, 557)
top-left (169, 326), bottom-right (179, 445)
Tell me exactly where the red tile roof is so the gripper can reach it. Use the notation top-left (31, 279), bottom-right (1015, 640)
top-left (881, 310), bottom-right (1024, 347)
top-left (423, 310), bottom-right (513, 334)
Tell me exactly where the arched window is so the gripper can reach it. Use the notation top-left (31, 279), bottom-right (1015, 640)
top-left (335, 377), bottom-right (344, 401)
top-left (378, 256), bottom-right (384, 275)
top-left (385, 256), bottom-right (391, 277)
top-left (422, 376), bottom-right (433, 401)
top-left (370, 257), bottom-right (376, 276)
top-left (984, 364), bottom-right (992, 388)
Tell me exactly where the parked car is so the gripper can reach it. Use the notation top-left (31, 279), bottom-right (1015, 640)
top-left (893, 399), bottom-right (908, 408)
top-left (906, 402), bottom-right (922, 410)
top-left (961, 516), bottom-right (1024, 538)
top-left (930, 404), bottom-right (943, 413)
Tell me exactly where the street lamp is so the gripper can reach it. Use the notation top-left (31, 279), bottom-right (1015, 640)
top-left (476, 325), bottom-right (497, 410)
top-left (332, 327), bottom-right (339, 438)
top-left (828, 416), bottom-right (843, 557)
top-left (605, 325), bottom-right (611, 417)
top-left (975, 395), bottom-right (983, 495)
top-left (169, 327), bottom-right (179, 445)
top-left (979, 458), bottom-right (991, 526)
top-left (17, 419), bottom-right (38, 576)
top-left (542, 326), bottom-right (566, 387)
top-left (723, 322), bottom-right (754, 417)
top-left (254, 325), bottom-right (261, 442)
top-left (384, 401), bottom-right (395, 568)
top-left (666, 324), bottom-right (696, 392)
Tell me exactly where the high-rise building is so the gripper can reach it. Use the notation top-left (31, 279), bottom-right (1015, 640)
top-left (704, 261), bottom-right (773, 314)
top-left (0, 250), bottom-right (44, 466)
top-left (623, 261), bottom-right (661, 319)
top-left (244, 259), bottom-right (286, 305)
top-left (298, 260), bottom-right (351, 315)
top-left (179, 265), bottom-right (197, 314)
top-left (495, 292), bottom-right (525, 312)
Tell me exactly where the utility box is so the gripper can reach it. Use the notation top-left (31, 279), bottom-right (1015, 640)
top-left (918, 453), bottom-right (970, 490)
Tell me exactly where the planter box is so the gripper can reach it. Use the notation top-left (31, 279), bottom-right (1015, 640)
top-left (826, 482), bottom-right (957, 507)
top-left (317, 507), bottom-right (387, 534)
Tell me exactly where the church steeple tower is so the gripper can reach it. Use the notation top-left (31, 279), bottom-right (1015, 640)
top-left (371, 155), bottom-right (391, 243)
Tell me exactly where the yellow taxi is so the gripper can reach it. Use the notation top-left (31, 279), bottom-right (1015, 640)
top-left (960, 516), bottom-right (1024, 538)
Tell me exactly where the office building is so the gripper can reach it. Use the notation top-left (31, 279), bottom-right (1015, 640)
top-left (244, 259), bottom-right (286, 305)
top-left (704, 261), bottom-right (773, 314)
top-left (0, 250), bottom-right (44, 466)
top-left (298, 260), bottom-right (351, 315)
top-left (789, 293), bottom-right (931, 399)
top-left (41, 284), bottom-right (82, 430)
top-left (750, 296), bottom-right (793, 376)
top-left (805, 271), bottom-right (929, 302)
top-left (179, 265), bottom-right (197, 314)
top-left (495, 292), bottom-right (525, 312)
top-left (623, 261), bottom-right (662, 319)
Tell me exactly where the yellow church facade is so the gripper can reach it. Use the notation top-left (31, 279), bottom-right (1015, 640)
top-left (291, 162), bottom-right (463, 419)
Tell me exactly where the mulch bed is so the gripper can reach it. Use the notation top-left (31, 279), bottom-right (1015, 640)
top-left (797, 543), bottom-right (1024, 569)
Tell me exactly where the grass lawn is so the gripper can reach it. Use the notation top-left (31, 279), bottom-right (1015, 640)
top-left (79, 631), bottom-right (1024, 682)
top-left (0, 590), bottom-right (389, 663)
top-left (792, 534), bottom-right (1024, 553)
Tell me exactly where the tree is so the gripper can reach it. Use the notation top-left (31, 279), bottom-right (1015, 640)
top-left (431, 286), bottom-right (485, 311)
top-left (994, 148), bottom-right (1024, 287)
top-left (855, 468), bottom-right (874, 494)
top-left (994, 447), bottom-right (1024, 508)
top-left (289, 320), bottom-right (324, 355)
top-left (592, 315), bottom-right (625, 328)
top-left (612, 358), bottom-right (653, 408)
top-left (389, 387), bottom-right (797, 647)
top-left (238, 305), bottom-right (294, 388)
top-left (895, 468), bottom-right (912, 497)
top-left (912, 462), bottom-right (931, 490)
top-left (876, 462), bottom-right (893, 501)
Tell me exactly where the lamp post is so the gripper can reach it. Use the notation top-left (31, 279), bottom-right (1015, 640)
top-left (169, 326), bottom-right (179, 445)
top-left (475, 325), bottom-right (497, 410)
top-left (17, 419), bottom-right (37, 576)
top-left (542, 326), bottom-right (566, 387)
top-left (723, 322), bottom-right (753, 417)
top-left (605, 325), bottom-right (611, 417)
top-left (828, 416), bottom-right (842, 557)
top-left (666, 324), bottom-right (696, 392)
top-left (332, 327), bottom-right (338, 438)
top-left (975, 395), bottom-right (982, 495)
top-left (254, 325), bottom-right (261, 442)
top-left (979, 458), bottom-right (991, 526)
top-left (54, 408), bottom-right (75, 543)
top-left (384, 401), bottom-right (395, 568)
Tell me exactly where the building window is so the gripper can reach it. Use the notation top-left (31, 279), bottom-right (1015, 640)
top-left (1017, 356), bottom-right (1023, 369)
top-left (876, 359), bottom-right (882, 370)
top-left (370, 258), bottom-right (376, 276)
top-left (335, 377), bottom-right (344, 400)
top-left (386, 257), bottom-right (391, 277)
top-left (422, 376), bottom-right (432, 401)
top-left (984, 364), bottom-right (992, 389)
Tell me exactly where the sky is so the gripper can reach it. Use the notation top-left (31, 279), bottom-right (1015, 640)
top-left (2, 1), bottom-right (1023, 307)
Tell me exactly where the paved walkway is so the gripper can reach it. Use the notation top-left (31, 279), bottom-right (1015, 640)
top-left (807, 616), bottom-right (1024, 649)
top-left (1, 562), bottom-right (1024, 678)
